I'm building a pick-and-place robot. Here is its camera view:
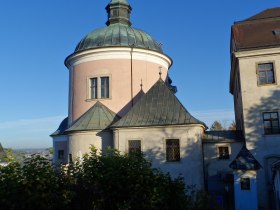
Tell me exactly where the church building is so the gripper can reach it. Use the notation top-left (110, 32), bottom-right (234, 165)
top-left (51, 1), bottom-right (280, 209)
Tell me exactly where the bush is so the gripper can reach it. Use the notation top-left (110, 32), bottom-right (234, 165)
top-left (0, 148), bottom-right (223, 210)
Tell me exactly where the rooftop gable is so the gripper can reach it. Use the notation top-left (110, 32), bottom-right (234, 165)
top-left (229, 145), bottom-right (262, 171)
top-left (232, 7), bottom-right (280, 51)
top-left (66, 101), bottom-right (120, 132)
top-left (112, 79), bottom-right (206, 128)
top-left (244, 7), bottom-right (280, 21)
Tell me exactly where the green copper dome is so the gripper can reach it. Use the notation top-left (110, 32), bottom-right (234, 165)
top-left (75, 24), bottom-right (163, 53)
top-left (74, 0), bottom-right (163, 53)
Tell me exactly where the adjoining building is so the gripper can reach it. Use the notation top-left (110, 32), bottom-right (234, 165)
top-left (230, 7), bottom-right (280, 210)
top-left (51, 1), bottom-right (280, 209)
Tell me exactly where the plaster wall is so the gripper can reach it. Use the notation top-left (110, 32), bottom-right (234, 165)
top-left (53, 136), bottom-right (68, 164)
top-left (234, 170), bottom-right (258, 210)
top-left (273, 168), bottom-right (280, 210)
top-left (232, 65), bottom-right (244, 131)
top-left (68, 131), bottom-right (113, 160)
top-left (236, 51), bottom-right (280, 209)
top-left (113, 125), bottom-right (205, 189)
top-left (203, 141), bottom-right (243, 202)
top-left (67, 48), bottom-right (171, 124)
top-left (203, 142), bottom-right (243, 177)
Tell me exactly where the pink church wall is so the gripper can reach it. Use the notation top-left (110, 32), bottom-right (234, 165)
top-left (69, 59), bottom-right (168, 124)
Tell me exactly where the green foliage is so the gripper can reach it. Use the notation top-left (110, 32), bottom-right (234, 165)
top-left (0, 148), bottom-right (223, 210)
top-left (49, 147), bottom-right (54, 155)
top-left (3, 148), bottom-right (16, 162)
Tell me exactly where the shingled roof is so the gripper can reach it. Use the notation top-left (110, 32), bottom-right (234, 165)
top-left (229, 145), bottom-right (262, 170)
top-left (203, 130), bottom-right (244, 143)
top-left (50, 117), bottom-right (68, 136)
top-left (232, 7), bottom-right (280, 51)
top-left (66, 101), bottom-right (120, 132)
top-left (112, 79), bottom-right (206, 128)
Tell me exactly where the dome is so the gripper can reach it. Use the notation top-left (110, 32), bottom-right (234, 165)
top-left (75, 23), bottom-right (163, 53)
top-left (73, 0), bottom-right (163, 54)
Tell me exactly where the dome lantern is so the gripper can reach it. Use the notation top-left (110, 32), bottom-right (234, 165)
top-left (106, 0), bottom-right (132, 26)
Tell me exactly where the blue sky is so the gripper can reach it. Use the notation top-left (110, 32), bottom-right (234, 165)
top-left (0, 0), bottom-right (279, 149)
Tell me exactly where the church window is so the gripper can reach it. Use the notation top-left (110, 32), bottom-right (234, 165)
top-left (218, 146), bottom-right (230, 159)
top-left (58, 150), bottom-right (64, 160)
top-left (240, 177), bottom-right (250, 190)
top-left (257, 63), bottom-right (276, 85)
top-left (166, 139), bottom-right (180, 162)
top-left (88, 76), bottom-right (110, 100)
top-left (90, 78), bottom-right (98, 99)
top-left (101, 76), bottom-right (110, 98)
top-left (128, 140), bottom-right (141, 154)
top-left (263, 112), bottom-right (280, 134)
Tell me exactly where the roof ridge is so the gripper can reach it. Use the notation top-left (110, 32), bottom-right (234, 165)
top-left (66, 101), bottom-right (120, 132)
top-left (111, 79), bottom-right (206, 128)
top-left (235, 7), bottom-right (280, 24)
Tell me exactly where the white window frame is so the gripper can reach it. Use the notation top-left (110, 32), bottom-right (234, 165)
top-left (87, 74), bottom-right (112, 100)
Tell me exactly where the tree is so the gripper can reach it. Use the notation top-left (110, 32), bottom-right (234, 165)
top-left (49, 147), bottom-right (54, 155)
top-left (228, 121), bottom-right (237, 130)
top-left (210, 121), bottom-right (223, 131)
top-left (0, 147), bottom-right (224, 210)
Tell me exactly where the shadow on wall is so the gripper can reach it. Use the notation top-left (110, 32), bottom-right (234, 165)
top-left (246, 88), bottom-right (280, 143)
top-left (117, 89), bottom-right (144, 117)
top-left (246, 88), bottom-right (280, 210)
top-left (96, 130), bottom-right (114, 154)
top-left (141, 128), bottom-right (204, 188)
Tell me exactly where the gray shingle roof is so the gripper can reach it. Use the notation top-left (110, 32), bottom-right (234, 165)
top-left (203, 131), bottom-right (244, 142)
top-left (229, 145), bottom-right (262, 170)
top-left (66, 101), bottom-right (120, 132)
top-left (50, 117), bottom-right (68, 137)
top-left (111, 79), bottom-right (206, 128)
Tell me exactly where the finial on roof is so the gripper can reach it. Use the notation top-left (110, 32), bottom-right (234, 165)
top-left (140, 79), bottom-right (143, 90)
top-left (106, 0), bottom-right (132, 26)
top-left (159, 66), bottom-right (162, 79)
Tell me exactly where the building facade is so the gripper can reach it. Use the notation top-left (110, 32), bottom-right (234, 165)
top-left (230, 8), bottom-right (280, 210)
top-left (51, 0), bottom-right (206, 189)
top-left (52, 1), bottom-right (280, 209)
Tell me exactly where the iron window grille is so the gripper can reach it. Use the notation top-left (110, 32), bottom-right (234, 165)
top-left (128, 140), bottom-right (141, 154)
top-left (218, 146), bottom-right (230, 159)
top-left (166, 139), bottom-right (180, 162)
top-left (257, 63), bottom-right (275, 85)
top-left (263, 112), bottom-right (280, 134)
